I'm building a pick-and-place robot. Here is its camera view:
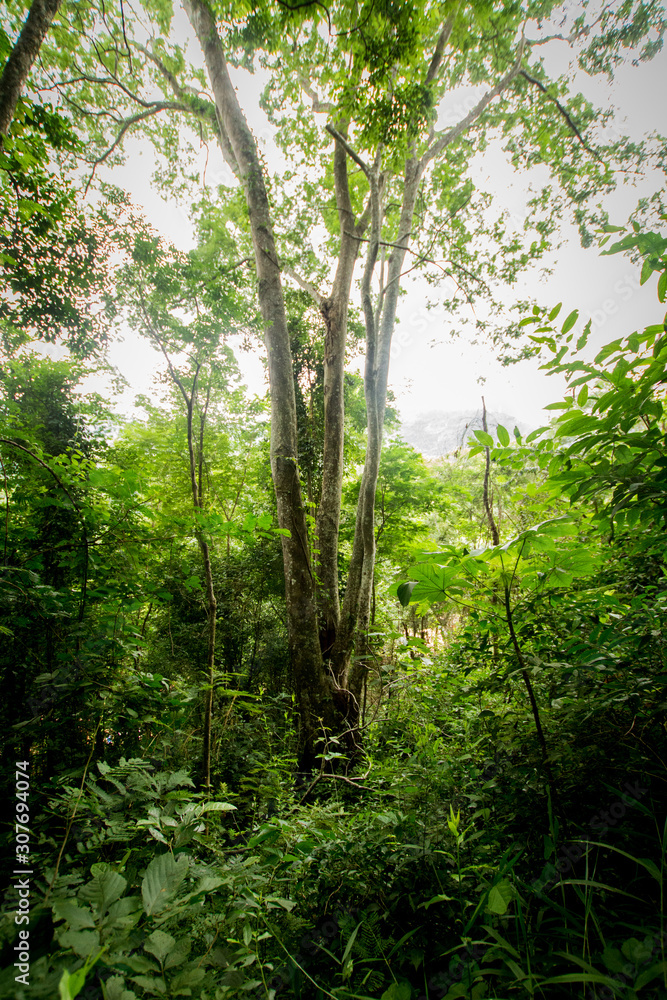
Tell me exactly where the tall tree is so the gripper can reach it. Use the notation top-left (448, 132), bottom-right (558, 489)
top-left (24, 0), bottom-right (666, 766)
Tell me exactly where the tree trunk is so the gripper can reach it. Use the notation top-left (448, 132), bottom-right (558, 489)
top-left (0, 0), bottom-right (61, 138)
top-left (337, 155), bottom-right (424, 716)
top-left (315, 124), bottom-right (366, 660)
top-left (184, 0), bottom-right (336, 770)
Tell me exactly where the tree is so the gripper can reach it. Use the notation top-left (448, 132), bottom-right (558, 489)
top-left (21, 0), bottom-right (667, 767)
top-left (0, 0), bottom-right (62, 139)
top-left (110, 225), bottom-right (247, 787)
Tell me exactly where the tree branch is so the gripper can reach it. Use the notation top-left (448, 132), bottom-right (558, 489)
top-left (425, 8), bottom-right (459, 86)
top-left (283, 264), bottom-right (324, 306)
top-left (83, 104), bottom-right (188, 193)
top-left (300, 76), bottom-right (334, 113)
top-left (0, 0), bottom-right (61, 138)
top-left (326, 123), bottom-right (371, 178)
top-left (519, 69), bottom-right (607, 165)
top-left (135, 41), bottom-right (240, 179)
top-left (422, 37), bottom-right (526, 167)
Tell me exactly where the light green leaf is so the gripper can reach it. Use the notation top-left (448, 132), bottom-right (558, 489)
top-left (59, 968), bottom-right (88, 1000)
top-left (487, 878), bottom-right (514, 915)
top-left (658, 269), bottom-right (667, 303)
top-left (640, 257), bottom-right (654, 285)
top-left (561, 309), bottom-right (579, 334)
top-left (141, 853), bottom-right (189, 915)
top-left (473, 429), bottom-right (494, 448)
top-left (496, 424), bottom-right (510, 446)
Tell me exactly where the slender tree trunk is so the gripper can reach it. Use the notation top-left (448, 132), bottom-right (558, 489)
top-left (337, 155), bottom-right (424, 714)
top-left (314, 125), bottom-right (367, 660)
top-left (503, 580), bottom-right (568, 835)
top-left (0, 0), bottom-right (61, 138)
top-left (481, 396), bottom-right (500, 546)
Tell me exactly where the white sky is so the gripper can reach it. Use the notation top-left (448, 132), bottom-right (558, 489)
top-left (94, 8), bottom-right (667, 430)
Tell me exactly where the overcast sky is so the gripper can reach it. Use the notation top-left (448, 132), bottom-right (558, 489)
top-left (96, 7), bottom-right (667, 431)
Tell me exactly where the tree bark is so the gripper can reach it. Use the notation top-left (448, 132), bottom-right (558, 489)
top-left (315, 123), bottom-right (367, 660)
top-left (0, 0), bottom-right (61, 138)
top-left (337, 154), bottom-right (423, 712)
top-left (183, 0), bottom-right (335, 769)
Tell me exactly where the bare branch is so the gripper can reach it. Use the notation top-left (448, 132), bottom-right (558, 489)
top-left (83, 103), bottom-right (188, 193)
top-left (53, 71), bottom-right (170, 109)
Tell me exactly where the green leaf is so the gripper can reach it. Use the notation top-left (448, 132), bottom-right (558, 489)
top-left (561, 310), bottom-right (579, 334)
top-left (658, 269), bottom-right (667, 303)
top-left (59, 929), bottom-right (100, 958)
top-left (496, 424), bottom-right (510, 446)
top-left (171, 968), bottom-right (206, 991)
top-left (381, 984), bottom-right (411, 1000)
top-left (59, 968), bottom-right (88, 1000)
top-left (141, 853), bottom-right (189, 915)
top-left (397, 580), bottom-right (418, 606)
top-left (52, 900), bottom-right (96, 931)
top-left (640, 257), bottom-right (654, 285)
top-left (635, 960), bottom-right (667, 990)
top-left (103, 976), bottom-right (139, 1000)
top-left (78, 866), bottom-right (126, 915)
top-left (548, 302), bottom-right (562, 320)
top-left (164, 935), bottom-right (192, 970)
top-left (473, 429), bottom-right (494, 448)
top-left (129, 975), bottom-right (167, 994)
top-left (487, 878), bottom-right (513, 915)
top-left (144, 930), bottom-right (176, 964)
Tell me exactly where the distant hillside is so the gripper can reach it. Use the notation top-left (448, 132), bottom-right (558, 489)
top-left (399, 408), bottom-right (534, 458)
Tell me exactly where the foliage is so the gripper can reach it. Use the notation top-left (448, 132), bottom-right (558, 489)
top-left (2, 2), bottom-right (667, 997)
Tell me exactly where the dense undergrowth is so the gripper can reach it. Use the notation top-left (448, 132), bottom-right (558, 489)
top-left (2, 225), bottom-right (667, 999)
top-left (1, 636), bottom-right (666, 1000)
